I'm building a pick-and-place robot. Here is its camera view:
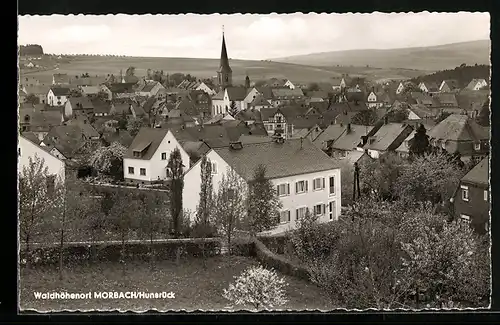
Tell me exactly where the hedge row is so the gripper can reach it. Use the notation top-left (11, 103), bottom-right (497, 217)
top-left (257, 235), bottom-right (293, 255)
top-left (20, 238), bottom-right (221, 267)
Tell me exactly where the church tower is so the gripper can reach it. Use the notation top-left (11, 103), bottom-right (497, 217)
top-left (217, 27), bottom-right (233, 89)
top-left (245, 74), bottom-right (251, 88)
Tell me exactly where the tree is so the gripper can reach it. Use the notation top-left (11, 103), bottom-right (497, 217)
top-left (228, 101), bottom-right (238, 117)
top-left (223, 265), bottom-right (288, 310)
top-left (307, 82), bottom-right (320, 91)
top-left (68, 89), bottom-right (82, 97)
top-left (126, 117), bottom-right (143, 137)
top-left (213, 168), bottom-right (247, 253)
top-left (24, 93), bottom-right (40, 105)
top-left (19, 155), bottom-right (54, 268)
top-left (137, 190), bottom-right (169, 269)
top-left (434, 112), bottom-right (452, 124)
top-left (401, 83), bottom-right (421, 97)
top-left (409, 124), bottom-right (430, 157)
top-left (97, 90), bottom-right (110, 101)
top-left (476, 100), bottom-right (490, 127)
top-left (117, 111), bottom-right (128, 130)
top-left (351, 110), bottom-right (379, 126)
top-left (107, 188), bottom-right (139, 275)
top-left (89, 142), bottom-right (127, 179)
top-left (246, 165), bottom-right (282, 236)
top-left (361, 153), bottom-right (405, 200)
top-left (125, 66), bottom-right (136, 77)
top-left (168, 148), bottom-right (185, 238)
top-left (193, 155), bottom-right (215, 267)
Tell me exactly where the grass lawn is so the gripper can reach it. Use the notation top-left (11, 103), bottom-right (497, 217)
top-left (20, 255), bottom-right (336, 312)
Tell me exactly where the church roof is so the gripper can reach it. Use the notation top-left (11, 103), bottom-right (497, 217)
top-left (218, 33), bottom-right (232, 73)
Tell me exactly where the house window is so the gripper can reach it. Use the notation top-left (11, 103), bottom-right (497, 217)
top-left (211, 162), bottom-right (218, 174)
top-left (140, 168), bottom-right (146, 176)
top-left (266, 124), bottom-right (274, 131)
top-left (314, 204), bottom-right (324, 216)
top-left (313, 178), bottom-right (325, 191)
top-left (296, 207), bottom-right (307, 220)
top-left (279, 210), bottom-right (291, 224)
top-left (460, 214), bottom-right (471, 225)
top-left (484, 190), bottom-right (488, 201)
top-left (328, 201), bottom-right (336, 220)
top-left (474, 143), bottom-right (481, 151)
top-left (128, 167), bottom-right (134, 174)
top-left (295, 180), bottom-right (308, 194)
top-left (461, 185), bottom-right (469, 201)
top-left (329, 176), bottom-right (336, 195)
top-left (276, 183), bottom-right (290, 196)
top-left (161, 152), bottom-right (167, 160)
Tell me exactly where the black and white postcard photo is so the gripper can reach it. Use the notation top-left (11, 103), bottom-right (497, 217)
top-left (17, 12), bottom-right (491, 312)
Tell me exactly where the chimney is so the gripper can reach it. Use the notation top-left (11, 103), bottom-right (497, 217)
top-left (347, 123), bottom-right (352, 133)
top-left (384, 116), bottom-right (389, 124)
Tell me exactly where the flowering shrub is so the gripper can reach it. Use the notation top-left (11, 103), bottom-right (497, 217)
top-left (223, 265), bottom-right (288, 310)
top-left (89, 142), bottom-right (127, 175)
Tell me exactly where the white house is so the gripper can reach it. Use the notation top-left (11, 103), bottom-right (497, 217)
top-left (396, 82), bottom-right (405, 95)
top-left (366, 91), bottom-right (382, 109)
top-left (47, 87), bottom-right (70, 106)
top-left (18, 135), bottom-right (65, 184)
top-left (183, 137), bottom-right (342, 235)
top-left (211, 87), bottom-right (248, 116)
top-left (284, 79), bottom-right (296, 89)
top-left (466, 79), bottom-right (488, 91)
top-left (123, 128), bottom-right (190, 184)
top-left (25, 62), bottom-right (34, 68)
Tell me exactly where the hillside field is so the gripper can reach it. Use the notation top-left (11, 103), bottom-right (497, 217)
top-left (20, 56), bottom-right (429, 85)
top-left (273, 40), bottom-right (491, 72)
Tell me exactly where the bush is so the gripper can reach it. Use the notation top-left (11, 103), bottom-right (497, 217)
top-left (19, 239), bottom-right (222, 267)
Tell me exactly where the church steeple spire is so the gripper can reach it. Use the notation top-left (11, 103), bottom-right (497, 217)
top-left (217, 26), bottom-right (232, 89)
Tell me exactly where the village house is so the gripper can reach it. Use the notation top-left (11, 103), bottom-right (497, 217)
top-left (360, 121), bottom-right (414, 159)
top-left (64, 97), bottom-right (94, 119)
top-left (317, 124), bottom-right (375, 158)
top-left (52, 73), bottom-right (70, 85)
top-left (456, 90), bottom-right (490, 119)
top-left (439, 79), bottom-right (460, 92)
top-left (260, 107), bottom-right (298, 139)
top-left (19, 106), bottom-right (63, 141)
top-left (395, 82), bottom-right (405, 95)
top-left (18, 135), bottom-right (66, 185)
top-left (451, 156), bottom-right (489, 234)
top-left (40, 124), bottom-right (98, 161)
top-left (283, 79), bottom-right (296, 89)
top-left (394, 122), bottom-right (435, 158)
top-left (466, 78), bottom-right (488, 91)
top-left (234, 109), bottom-right (262, 125)
top-left (434, 92), bottom-right (459, 109)
top-left (47, 87), bottom-right (70, 106)
top-left (427, 114), bottom-right (489, 162)
top-left (270, 88), bottom-right (305, 107)
top-left (247, 94), bottom-right (272, 111)
top-left (178, 80), bottom-right (217, 96)
top-left (418, 81), bottom-right (440, 93)
top-left (80, 86), bottom-right (100, 97)
top-left (123, 128), bottom-right (190, 184)
top-left (330, 77), bottom-right (348, 90)
top-left (100, 83), bottom-right (137, 100)
top-left (136, 80), bottom-right (166, 97)
top-left (211, 87), bottom-right (248, 116)
top-left (366, 90), bottom-right (384, 109)
top-left (182, 137), bottom-right (342, 235)
top-left (21, 85), bottom-right (50, 105)
top-left (264, 78), bottom-right (288, 88)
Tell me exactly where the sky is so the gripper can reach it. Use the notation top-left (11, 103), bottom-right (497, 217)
top-left (18, 12), bottom-right (490, 60)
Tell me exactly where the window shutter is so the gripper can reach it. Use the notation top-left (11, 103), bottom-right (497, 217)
top-left (305, 180), bottom-right (308, 192)
top-left (276, 185), bottom-right (280, 196)
top-left (295, 182), bottom-right (299, 194)
top-left (296, 209), bottom-right (299, 220)
top-left (322, 204), bottom-right (326, 215)
top-left (322, 178), bottom-right (325, 189)
top-left (287, 183), bottom-right (290, 195)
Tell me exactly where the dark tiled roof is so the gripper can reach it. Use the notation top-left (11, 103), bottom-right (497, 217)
top-left (91, 98), bottom-right (112, 114)
top-left (428, 114), bottom-right (489, 142)
top-left (64, 119), bottom-right (100, 138)
top-left (125, 127), bottom-right (169, 160)
top-left (24, 85), bottom-right (50, 95)
top-left (238, 134), bottom-right (273, 144)
top-left (441, 79), bottom-right (459, 90)
top-left (364, 123), bottom-right (413, 151)
top-left (19, 108), bottom-right (62, 132)
top-left (250, 94), bottom-right (271, 107)
top-left (331, 124), bottom-right (374, 151)
top-left (466, 79), bottom-right (488, 90)
top-left (255, 87), bottom-right (274, 100)
top-left (461, 156), bottom-right (489, 186)
top-left (102, 130), bottom-right (134, 147)
top-left (456, 90), bottom-right (489, 112)
top-left (313, 124), bottom-right (348, 146)
top-left (50, 87), bottom-right (71, 96)
top-left (435, 93), bottom-right (458, 106)
top-left (20, 131), bottom-right (40, 144)
top-left (53, 73), bottom-right (69, 84)
top-left (226, 87), bottom-right (248, 101)
top-left (212, 138), bottom-right (340, 181)
top-left (109, 83), bottom-right (136, 94)
top-left (235, 109), bottom-right (262, 122)
top-left (271, 88), bottom-right (304, 98)
top-left (42, 125), bottom-right (88, 158)
top-left (67, 97), bottom-right (94, 110)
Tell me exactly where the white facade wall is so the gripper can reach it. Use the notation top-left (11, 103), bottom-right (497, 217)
top-left (183, 150), bottom-right (342, 234)
top-left (47, 89), bottom-right (68, 107)
top-left (407, 110), bottom-right (421, 120)
top-left (396, 82), bottom-right (404, 94)
top-left (18, 136), bottom-right (65, 183)
top-left (123, 131), bottom-right (190, 182)
top-left (284, 80), bottom-right (295, 89)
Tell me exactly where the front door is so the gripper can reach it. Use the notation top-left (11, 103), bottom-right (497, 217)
top-left (329, 201), bottom-right (336, 220)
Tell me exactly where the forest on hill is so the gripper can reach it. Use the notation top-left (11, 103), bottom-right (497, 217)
top-left (411, 64), bottom-right (490, 88)
top-left (19, 44), bottom-right (44, 56)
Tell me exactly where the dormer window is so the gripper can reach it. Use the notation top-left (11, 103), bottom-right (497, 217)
top-left (369, 137), bottom-right (376, 144)
top-left (474, 142), bottom-right (481, 151)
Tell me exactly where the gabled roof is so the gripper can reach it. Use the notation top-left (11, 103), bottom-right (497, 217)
top-left (50, 87), bottom-right (71, 96)
top-left (19, 108), bottom-right (62, 131)
top-left (226, 87), bottom-right (248, 101)
top-left (435, 93), bottom-right (458, 106)
top-left (125, 127), bottom-right (170, 160)
top-left (313, 124), bottom-right (347, 147)
top-left (91, 98), bottom-right (112, 114)
top-left (308, 90), bottom-right (329, 99)
top-left (42, 124), bottom-right (89, 158)
top-left (138, 81), bottom-right (161, 93)
top-left (466, 78), bottom-right (488, 90)
top-left (64, 119), bottom-right (100, 138)
top-left (108, 83), bottom-right (136, 94)
top-left (237, 134), bottom-right (273, 145)
top-left (461, 156), bottom-right (489, 186)
top-left (364, 123), bottom-right (412, 151)
top-left (271, 88), bottom-right (304, 98)
top-left (20, 131), bottom-right (40, 144)
top-left (428, 114), bottom-right (489, 142)
top-left (212, 138), bottom-right (339, 182)
top-left (331, 124), bottom-right (374, 151)
top-left (250, 94), bottom-right (271, 107)
top-left (344, 151), bottom-right (372, 164)
top-left (255, 87), bottom-right (274, 100)
top-left (421, 81), bottom-right (439, 91)
top-left (67, 97), bottom-right (94, 110)
top-left (102, 130), bottom-right (134, 148)
top-left (440, 79), bottom-right (459, 90)
top-left (456, 90), bottom-right (489, 112)
top-left (234, 109), bottom-right (262, 122)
